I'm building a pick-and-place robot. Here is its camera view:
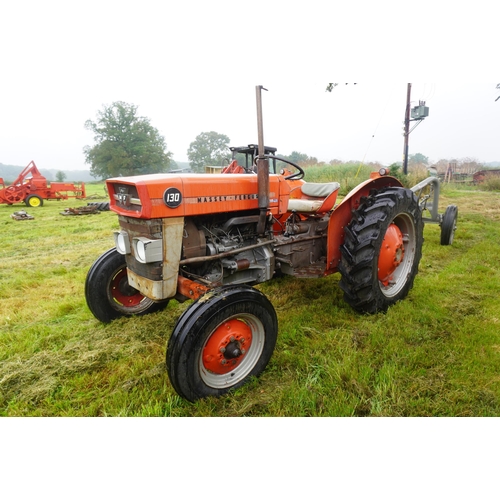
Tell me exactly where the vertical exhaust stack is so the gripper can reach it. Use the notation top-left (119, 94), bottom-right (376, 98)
top-left (256, 85), bottom-right (269, 236)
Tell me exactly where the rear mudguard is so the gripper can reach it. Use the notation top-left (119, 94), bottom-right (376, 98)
top-left (326, 175), bottom-right (403, 273)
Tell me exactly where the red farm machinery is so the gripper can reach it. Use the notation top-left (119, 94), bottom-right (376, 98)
top-left (0, 161), bottom-right (86, 207)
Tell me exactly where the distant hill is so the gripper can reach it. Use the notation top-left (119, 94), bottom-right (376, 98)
top-left (0, 163), bottom-right (95, 183)
top-left (0, 160), bottom-right (192, 184)
top-left (485, 161), bottom-right (500, 168)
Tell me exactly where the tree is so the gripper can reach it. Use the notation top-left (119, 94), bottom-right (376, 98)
top-left (282, 151), bottom-right (319, 166)
top-left (84, 102), bottom-right (172, 179)
top-left (409, 153), bottom-right (429, 166)
top-left (55, 170), bottom-right (66, 182)
top-left (187, 131), bottom-right (230, 172)
top-left (285, 151), bottom-right (310, 164)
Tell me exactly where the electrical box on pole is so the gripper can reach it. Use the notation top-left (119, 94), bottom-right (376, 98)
top-left (403, 90), bottom-right (430, 175)
top-left (411, 105), bottom-right (429, 120)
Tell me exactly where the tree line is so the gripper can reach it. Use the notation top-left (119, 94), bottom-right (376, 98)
top-left (83, 101), bottom-right (380, 179)
top-left (83, 101), bottom-right (496, 180)
top-left (83, 102), bottom-right (233, 178)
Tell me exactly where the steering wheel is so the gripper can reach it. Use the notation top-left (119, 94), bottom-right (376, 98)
top-left (267, 155), bottom-right (305, 180)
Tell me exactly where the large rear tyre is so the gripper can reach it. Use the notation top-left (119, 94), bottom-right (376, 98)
top-left (167, 285), bottom-right (278, 402)
top-left (440, 205), bottom-right (458, 245)
top-left (339, 187), bottom-right (423, 314)
top-left (85, 248), bottom-right (169, 323)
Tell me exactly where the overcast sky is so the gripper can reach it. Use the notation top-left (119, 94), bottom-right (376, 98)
top-left (1, 1), bottom-right (497, 171)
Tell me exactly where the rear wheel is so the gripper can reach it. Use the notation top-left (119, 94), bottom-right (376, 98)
top-left (339, 187), bottom-right (424, 314)
top-left (85, 248), bottom-right (168, 322)
top-left (167, 285), bottom-right (278, 401)
top-left (25, 194), bottom-right (43, 207)
top-left (440, 205), bottom-right (458, 245)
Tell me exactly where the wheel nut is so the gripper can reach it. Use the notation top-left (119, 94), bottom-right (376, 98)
top-left (219, 347), bottom-right (226, 353)
top-left (221, 359), bottom-right (227, 365)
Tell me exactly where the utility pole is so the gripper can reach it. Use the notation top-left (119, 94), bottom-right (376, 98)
top-left (403, 83), bottom-right (411, 175)
top-left (403, 83), bottom-right (429, 175)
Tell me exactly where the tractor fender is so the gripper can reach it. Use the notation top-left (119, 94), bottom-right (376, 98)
top-left (325, 175), bottom-right (403, 273)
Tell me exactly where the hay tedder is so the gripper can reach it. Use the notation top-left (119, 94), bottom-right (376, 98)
top-left (85, 87), bottom-right (458, 401)
top-left (0, 161), bottom-right (85, 207)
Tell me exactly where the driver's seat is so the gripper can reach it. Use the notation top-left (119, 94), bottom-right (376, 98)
top-left (287, 182), bottom-right (340, 213)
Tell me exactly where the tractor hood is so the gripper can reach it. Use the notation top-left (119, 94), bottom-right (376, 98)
top-left (106, 173), bottom-right (290, 219)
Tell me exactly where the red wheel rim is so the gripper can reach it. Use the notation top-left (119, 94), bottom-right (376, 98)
top-left (378, 223), bottom-right (405, 286)
top-left (202, 319), bottom-right (253, 375)
top-left (110, 267), bottom-right (146, 307)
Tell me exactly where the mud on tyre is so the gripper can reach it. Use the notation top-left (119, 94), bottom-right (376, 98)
top-left (339, 187), bottom-right (424, 314)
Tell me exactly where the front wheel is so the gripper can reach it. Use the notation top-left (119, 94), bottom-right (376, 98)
top-left (85, 248), bottom-right (169, 322)
top-left (339, 187), bottom-right (424, 314)
top-left (167, 285), bottom-right (278, 402)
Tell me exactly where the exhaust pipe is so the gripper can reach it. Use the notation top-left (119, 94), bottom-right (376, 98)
top-left (256, 85), bottom-right (269, 236)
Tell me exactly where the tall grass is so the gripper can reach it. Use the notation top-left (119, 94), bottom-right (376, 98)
top-left (1, 182), bottom-right (499, 416)
top-left (303, 163), bottom-right (431, 193)
top-left (479, 173), bottom-right (500, 192)
top-left (304, 163), bottom-right (373, 195)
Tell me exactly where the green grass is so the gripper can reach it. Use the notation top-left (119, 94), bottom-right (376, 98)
top-left (1, 182), bottom-right (499, 416)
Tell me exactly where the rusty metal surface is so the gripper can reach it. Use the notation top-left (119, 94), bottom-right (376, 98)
top-left (10, 210), bottom-right (34, 220)
top-left (60, 206), bottom-right (100, 216)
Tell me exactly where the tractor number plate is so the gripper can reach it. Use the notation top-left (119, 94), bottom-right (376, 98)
top-left (163, 187), bottom-right (182, 208)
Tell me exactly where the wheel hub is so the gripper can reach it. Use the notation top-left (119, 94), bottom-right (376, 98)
top-left (224, 340), bottom-right (243, 359)
top-left (203, 319), bottom-right (253, 375)
top-left (117, 274), bottom-right (137, 297)
top-left (378, 223), bottom-right (405, 286)
top-left (110, 268), bottom-right (145, 306)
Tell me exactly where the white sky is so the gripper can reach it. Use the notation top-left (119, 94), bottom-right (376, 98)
top-left (1, 1), bottom-right (498, 171)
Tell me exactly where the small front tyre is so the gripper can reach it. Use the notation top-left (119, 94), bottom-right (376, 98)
top-left (167, 285), bottom-right (278, 402)
top-left (85, 248), bottom-right (169, 323)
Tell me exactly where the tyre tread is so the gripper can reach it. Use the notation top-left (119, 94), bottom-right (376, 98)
top-left (339, 187), bottom-right (423, 314)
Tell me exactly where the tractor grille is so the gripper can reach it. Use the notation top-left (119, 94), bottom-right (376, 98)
top-left (112, 184), bottom-right (142, 212)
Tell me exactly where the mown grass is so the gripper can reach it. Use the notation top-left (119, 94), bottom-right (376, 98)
top-left (1, 180), bottom-right (499, 416)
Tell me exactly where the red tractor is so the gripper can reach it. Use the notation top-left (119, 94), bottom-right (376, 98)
top-left (85, 87), bottom-right (457, 401)
top-left (0, 161), bottom-right (86, 207)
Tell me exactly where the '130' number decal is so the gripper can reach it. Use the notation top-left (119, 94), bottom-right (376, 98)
top-left (163, 187), bottom-right (182, 208)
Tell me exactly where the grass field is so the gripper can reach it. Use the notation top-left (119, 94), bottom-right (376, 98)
top-left (1, 181), bottom-right (499, 416)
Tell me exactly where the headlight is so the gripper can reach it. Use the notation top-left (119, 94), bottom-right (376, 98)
top-left (133, 237), bottom-right (163, 263)
top-left (114, 231), bottom-right (131, 254)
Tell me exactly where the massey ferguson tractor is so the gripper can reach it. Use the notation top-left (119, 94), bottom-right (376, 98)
top-left (85, 86), bottom-right (458, 402)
